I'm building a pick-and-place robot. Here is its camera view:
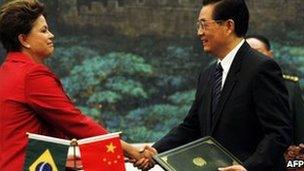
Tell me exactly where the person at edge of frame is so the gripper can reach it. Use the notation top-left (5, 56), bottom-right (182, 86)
top-left (246, 34), bottom-right (304, 163)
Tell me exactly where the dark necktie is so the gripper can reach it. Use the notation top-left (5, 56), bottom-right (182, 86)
top-left (211, 62), bottom-right (223, 114)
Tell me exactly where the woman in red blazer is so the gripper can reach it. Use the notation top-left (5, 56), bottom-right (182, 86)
top-left (0, 1), bottom-right (152, 170)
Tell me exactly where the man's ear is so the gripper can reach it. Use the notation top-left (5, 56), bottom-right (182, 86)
top-left (225, 19), bottom-right (235, 35)
top-left (268, 50), bottom-right (274, 58)
top-left (18, 34), bottom-right (30, 48)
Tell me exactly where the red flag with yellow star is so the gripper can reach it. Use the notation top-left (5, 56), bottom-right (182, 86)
top-left (78, 132), bottom-right (125, 171)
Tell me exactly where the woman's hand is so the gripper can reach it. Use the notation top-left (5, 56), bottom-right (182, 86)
top-left (132, 145), bottom-right (158, 171)
top-left (121, 141), bottom-right (156, 170)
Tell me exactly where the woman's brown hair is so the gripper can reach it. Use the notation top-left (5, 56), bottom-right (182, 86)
top-left (0, 0), bottom-right (45, 52)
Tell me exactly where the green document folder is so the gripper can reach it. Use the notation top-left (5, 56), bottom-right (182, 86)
top-left (153, 136), bottom-right (242, 171)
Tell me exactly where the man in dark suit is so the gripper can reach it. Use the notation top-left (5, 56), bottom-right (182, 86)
top-left (246, 35), bottom-right (304, 160)
top-left (136, 0), bottom-right (292, 171)
top-left (247, 35), bottom-right (304, 145)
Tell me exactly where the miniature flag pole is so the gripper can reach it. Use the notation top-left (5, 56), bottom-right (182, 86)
top-left (70, 138), bottom-right (78, 170)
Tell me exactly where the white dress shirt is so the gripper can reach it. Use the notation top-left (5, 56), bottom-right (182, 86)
top-left (218, 39), bottom-right (245, 89)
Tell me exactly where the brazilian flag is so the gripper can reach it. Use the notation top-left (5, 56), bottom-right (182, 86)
top-left (24, 133), bottom-right (70, 171)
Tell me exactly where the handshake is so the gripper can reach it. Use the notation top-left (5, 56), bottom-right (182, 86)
top-left (127, 145), bottom-right (158, 171)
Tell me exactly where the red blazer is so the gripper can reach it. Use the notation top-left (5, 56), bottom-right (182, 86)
top-left (0, 52), bottom-right (108, 171)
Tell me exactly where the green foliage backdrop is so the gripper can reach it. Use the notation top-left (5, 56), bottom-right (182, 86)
top-left (46, 36), bottom-right (204, 142)
top-left (44, 35), bottom-right (304, 142)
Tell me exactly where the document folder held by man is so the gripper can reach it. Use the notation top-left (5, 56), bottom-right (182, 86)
top-left (153, 136), bottom-right (242, 171)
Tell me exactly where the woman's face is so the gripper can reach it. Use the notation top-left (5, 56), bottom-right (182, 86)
top-left (24, 15), bottom-right (54, 60)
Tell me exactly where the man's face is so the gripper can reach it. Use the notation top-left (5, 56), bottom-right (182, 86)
top-left (246, 38), bottom-right (273, 58)
top-left (197, 4), bottom-right (226, 56)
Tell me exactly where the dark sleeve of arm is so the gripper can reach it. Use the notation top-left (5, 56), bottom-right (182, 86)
top-left (25, 66), bottom-right (108, 139)
top-left (292, 82), bottom-right (304, 144)
top-left (152, 73), bottom-right (203, 153)
top-left (244, 60), bottom-right (292, 170)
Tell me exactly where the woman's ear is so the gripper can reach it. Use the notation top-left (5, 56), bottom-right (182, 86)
top-left (18, 34), bottom-right (30, 48)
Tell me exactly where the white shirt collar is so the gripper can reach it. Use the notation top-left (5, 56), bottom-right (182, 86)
top-left (218, 39), bottom-right (245, 87)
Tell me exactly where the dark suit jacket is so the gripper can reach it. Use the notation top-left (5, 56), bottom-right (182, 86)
top-left (284, 77), bottom-right (304, 144)
top-left (153, 42), bottom-right (292, 171)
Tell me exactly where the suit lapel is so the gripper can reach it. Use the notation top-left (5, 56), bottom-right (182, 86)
top-left (211, 42), bottom-right (250, 133)
top-left (204, 64), bottom-right (216, 135)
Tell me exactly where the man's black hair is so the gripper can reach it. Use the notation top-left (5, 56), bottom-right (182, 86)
top-left (202, 0), bottom-right (249, 37)
top-left (246, 34), bottom-right (271, 50)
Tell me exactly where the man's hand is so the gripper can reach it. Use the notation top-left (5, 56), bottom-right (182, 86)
top-left (218, 165), bottom-right (247, 171)
top-left (121, 141), bottom-right (154, 170)
top-left (132, 145), bottom-right (158, 171)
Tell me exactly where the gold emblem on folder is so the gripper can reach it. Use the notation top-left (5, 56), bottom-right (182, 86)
top-left (193, 157), bottom-right (207, 167)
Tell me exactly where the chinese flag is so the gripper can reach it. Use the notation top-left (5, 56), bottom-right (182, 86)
top-left (78, 133), bottom-right (126, 171)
